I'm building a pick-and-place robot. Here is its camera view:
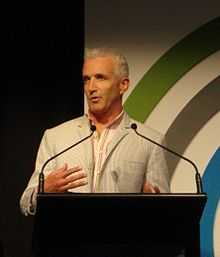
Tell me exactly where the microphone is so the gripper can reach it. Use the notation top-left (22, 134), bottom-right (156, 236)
top-left (131, 123), bottom-right (203, 194)
top-left (38, 125), bottom-right (96, 193)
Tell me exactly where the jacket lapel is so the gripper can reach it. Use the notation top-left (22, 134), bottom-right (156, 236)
top-left (101, 113), bottom-right (131, 168)
top-left (76, 116), bottom-right (94, 190)
top-left (76, 114), bottom-right (132, 189)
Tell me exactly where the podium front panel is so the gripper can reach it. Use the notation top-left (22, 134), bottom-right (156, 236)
top-left (32, 193), bottom-right (207, 257)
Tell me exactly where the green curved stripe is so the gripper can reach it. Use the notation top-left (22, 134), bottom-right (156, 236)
top-left (124, 17), bottom-right (220, 122)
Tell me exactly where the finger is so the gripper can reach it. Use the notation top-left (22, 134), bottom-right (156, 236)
top-left (146, 186), bottom-right (156, 193)
top-left (143, 182), bottom-right (156, 193)
top-left (55, 168), bottom-right (87, 188)
top-left (61, 177), bottom-right (88, 191)
top-left (65, 170), bottom-right (87, 183)
top-left (154, 186), bottom-right (160, 193)
top-left (62, 166), bottom-right (83, 178)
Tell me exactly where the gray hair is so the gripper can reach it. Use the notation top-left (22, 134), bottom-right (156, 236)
top-left (84, 47), bottom-right (129, 78)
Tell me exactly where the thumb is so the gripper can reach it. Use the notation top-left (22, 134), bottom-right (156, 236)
top-left (56, 163), bottom-right (68, 173)
top-left (62, 163), bottom-right (68, 171)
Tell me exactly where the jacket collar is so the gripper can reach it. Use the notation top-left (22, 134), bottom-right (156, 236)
top-left (75, 112), bottom-right (132, 131)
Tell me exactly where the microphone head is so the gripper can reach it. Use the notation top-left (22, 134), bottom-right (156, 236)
top-left (90, 125), bottom-right (96, 132)
top-left (131, 123), bottom-right (137, 130)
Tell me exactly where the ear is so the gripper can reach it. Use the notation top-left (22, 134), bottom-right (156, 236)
top-left (119, 78), bottom-right (129, 95)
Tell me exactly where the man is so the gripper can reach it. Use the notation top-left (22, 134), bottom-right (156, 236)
top-left (20, 47), bottom-right (170, 216)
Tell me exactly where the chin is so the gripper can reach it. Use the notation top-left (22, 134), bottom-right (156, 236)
top-left (91, 110), bottom-right (104, 115)
top-left (90, 107), bottom-right (106, 116)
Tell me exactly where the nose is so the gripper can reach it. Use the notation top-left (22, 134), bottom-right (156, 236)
top-left (87, 77), bottom-right (96, 93)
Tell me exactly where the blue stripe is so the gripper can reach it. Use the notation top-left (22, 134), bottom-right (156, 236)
top-left (200, 147), bottom-right (220, 257)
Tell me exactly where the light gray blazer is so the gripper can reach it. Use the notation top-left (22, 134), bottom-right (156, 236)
top-left (20, 113), bottom-right (170, 215)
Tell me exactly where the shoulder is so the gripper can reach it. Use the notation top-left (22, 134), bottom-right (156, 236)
top-left (43, 115), bottom-right (89, 139)
top-left (50, 115), bottom-right (87, 130)
top-left (128, 115), bottom-right (165, 142)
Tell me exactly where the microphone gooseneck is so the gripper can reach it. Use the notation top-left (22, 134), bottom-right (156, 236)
top-left (38, 125), bottom-right (96, 194)
top-left (90, 124), bottom-right (96, 132)
top-left (131, 123), bottom-right (203, 194)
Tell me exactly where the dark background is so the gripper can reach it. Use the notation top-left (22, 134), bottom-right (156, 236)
top-left (3, 3), bottom-right (84, 257)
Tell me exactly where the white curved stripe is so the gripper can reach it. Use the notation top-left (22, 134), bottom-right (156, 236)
top-left (214, 201), bottom-right (220, 257)
top-left (171, 111), bottom-right (220, 191)
top-left (144, 50), bottom-right (220, 134)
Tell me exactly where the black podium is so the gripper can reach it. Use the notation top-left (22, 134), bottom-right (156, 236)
top-left (32, 193), bottom-right (207, 257)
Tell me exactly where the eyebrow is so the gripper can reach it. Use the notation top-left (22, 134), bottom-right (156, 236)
top-left (83, 73), bottom-right (108, 79)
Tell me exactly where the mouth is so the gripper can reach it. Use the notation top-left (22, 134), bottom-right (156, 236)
top-left (90, 96), bottom-right (101, 103)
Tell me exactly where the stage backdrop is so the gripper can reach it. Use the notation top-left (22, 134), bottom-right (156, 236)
top-left (85, 1), bottom-right (220, 256)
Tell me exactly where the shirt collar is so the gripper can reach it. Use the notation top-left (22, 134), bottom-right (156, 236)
top-left (86, 110), bottom-right (124, 130)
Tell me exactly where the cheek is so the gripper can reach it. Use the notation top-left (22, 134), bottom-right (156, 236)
top-left (100, 82), bottom-right (121, 104)
top-left (84, 85), bottom-right (89, 96)
top-left (108, 86), bottom-right (121, 100)
top-left (104, 90), bottom-right (117, 102)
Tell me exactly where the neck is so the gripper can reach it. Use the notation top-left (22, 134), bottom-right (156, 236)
top-left (89, 107), bottom-right (123, 134)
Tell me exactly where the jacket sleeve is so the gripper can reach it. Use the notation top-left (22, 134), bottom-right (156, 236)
top-left (146, 134), bottom-right (170, 193)
top-left (19, 129), bottom-right (54, 216)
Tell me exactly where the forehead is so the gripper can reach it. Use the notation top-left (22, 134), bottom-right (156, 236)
top-left (83, 56), bottom-right (116, 75)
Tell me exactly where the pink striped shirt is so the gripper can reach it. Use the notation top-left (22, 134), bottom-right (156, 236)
top-left (88, 111), bottom-right (124, 191)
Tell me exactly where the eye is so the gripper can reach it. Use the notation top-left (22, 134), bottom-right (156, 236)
top-left (83, 76), bottom-right (90, 83)
top-left (95, 74), bottom-right (106, 81)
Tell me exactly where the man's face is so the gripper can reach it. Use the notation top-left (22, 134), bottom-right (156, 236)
top-left (83, 56), bottom-right (128, 118)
